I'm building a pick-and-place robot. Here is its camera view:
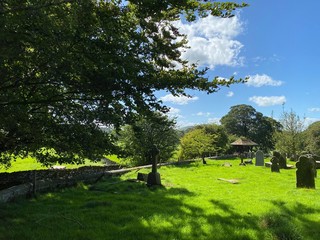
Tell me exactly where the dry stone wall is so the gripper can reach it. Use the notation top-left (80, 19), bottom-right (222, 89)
top-left (0, 165), bottom-right (120, 202)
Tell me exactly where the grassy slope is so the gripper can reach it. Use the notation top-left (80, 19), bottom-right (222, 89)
top-left (0, 159), bottom-right (319, 240)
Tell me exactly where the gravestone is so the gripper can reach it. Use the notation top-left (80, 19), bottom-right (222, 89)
top-left (255, 150), bottom-right (264, 166)
top-left (270, 156), bottom-right (280, 172)
top-left (296, 155), bottom-right (315, 189)
top-left (273, 151), bottom-right (287, 169)
top-left (147, 145), bottom-right (161, 186)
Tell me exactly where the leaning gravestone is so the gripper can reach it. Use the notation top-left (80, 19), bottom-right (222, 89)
top-left (296, 155), bottom-right (315, 189)
top-left (255, 150), bottom-right (264, 166)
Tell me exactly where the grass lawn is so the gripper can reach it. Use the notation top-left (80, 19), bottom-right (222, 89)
top-left (1, 159), bottom-right (319, 240)
top-left (0, 156), bottom-right (108, 173)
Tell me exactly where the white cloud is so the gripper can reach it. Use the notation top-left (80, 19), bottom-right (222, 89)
top-left (208, 117), bottom-right (221, 125)
top-left (196, 112), bottom-right (211, 116)
top-left (176, 120), bottom-right (197, 128)
top-left (304, 117), bottom-right (320, 127)
top-left (160, 94), bottom-right (199, 105)
top-left (308, 108), bottom-right (320, 112)
top-left (175, 15), bottom-right (244, 68)
top-left (246, 74), bottom-right (283, 87)
top-left (252, 54), bottom-right (280, 66)
top-left (249, 96), bottom-right (286, 107)
top-left (226, 91), bottom-right (234, 97)
top-left (166, 107), bottom-right (183, 118)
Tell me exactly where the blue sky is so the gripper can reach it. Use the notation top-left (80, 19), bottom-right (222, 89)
top-left (158, 0), bottom-right (320, 128)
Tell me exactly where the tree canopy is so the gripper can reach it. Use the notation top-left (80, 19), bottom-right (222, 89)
top-left (115, 112), bottom-right (179, 166)
top-left (220, 104), bottom-right (280, 151)
top-left (274, 109), bottom-right (305, 160)
top-left (303, 121), bottom-right (320, 156)
top-left (179, 123), bottom-right (228, 161)
top-left (0, 0), bottom-right (247, 165)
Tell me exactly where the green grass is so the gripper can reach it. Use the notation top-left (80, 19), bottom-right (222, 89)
top-left (1, 159), bottom-right (319, 240)
top-left (0, 156), bottom-right (112, 173)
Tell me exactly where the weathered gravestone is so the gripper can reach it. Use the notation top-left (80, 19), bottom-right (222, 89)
top-left (255, 150), bottom-right (264, 166)
top-left (147, 145), bottom-right (161, 186)
top-left (273, 151), bottom-right (287, 169)
top-left (270, 156), bottom-right (280, 172)
top-left (296, 155), bottom-right (315, 189)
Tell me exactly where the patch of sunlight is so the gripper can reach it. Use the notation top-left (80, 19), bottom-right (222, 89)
top-left (140, 217), bottom-right (150, 227)
top-left (180, 205), bottom-right (192, 214)
top-left (180, 225), bottom-right (192, 235)
top-left (44, 193), bottom-right (56, 199)
top-left (12, 218), bottom-right (26, 224)
top-left (77, 182), bottom-right (89, 190)
top-left (148, 215), bottom-right (174, 229)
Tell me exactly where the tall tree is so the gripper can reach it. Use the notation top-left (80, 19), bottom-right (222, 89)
top-left (116, 112), bottom-right (179, 166)
top-left (221, 104), bottom-right (280, 151)
top-left (0, 0), bottom-right (247, 165)
top-left (220, 105), bottom-right (257, 138)
top-left (274, 109), bottom-right (305, 160)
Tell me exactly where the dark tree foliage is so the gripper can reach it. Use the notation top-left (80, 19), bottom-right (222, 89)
top-left (0, 0), bottom-right (247, 165)
top-left (303, 121), bottom-right (320, 156)
top-left (116, 112), bottom-right (179, 166)
top-left (221, 104), bottom-right (280, 151)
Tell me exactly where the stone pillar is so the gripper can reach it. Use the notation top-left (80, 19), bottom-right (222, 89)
top-left (147, 145), bottom-right (161, 186)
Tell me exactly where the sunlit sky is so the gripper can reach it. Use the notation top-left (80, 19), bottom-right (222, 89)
top-left (157, 0), bottom-right (320, 128)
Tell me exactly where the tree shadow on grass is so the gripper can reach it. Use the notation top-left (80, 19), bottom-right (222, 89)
top-left (86, 180), bottom-right (265, 240)
top-left (207, 199), bottom-right (265, 240)
top-left (2, 175), bottom-right (305, 240)
top-left (0, 176), bottom-right (251, 240)
top-left (265, 200), bottom-right (320, 239)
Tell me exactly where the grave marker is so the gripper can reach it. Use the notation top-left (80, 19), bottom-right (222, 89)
top-left (255, 150), bottom-right (264, 166)
top-left (296, 155), bottom-right (315, 189)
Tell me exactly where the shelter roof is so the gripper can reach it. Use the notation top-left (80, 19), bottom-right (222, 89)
top-left (231, 137), bottom-right (258, 146)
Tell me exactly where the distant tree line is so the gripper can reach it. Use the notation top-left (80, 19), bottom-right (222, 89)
top-left (113, 104), bottom-right (320, 166)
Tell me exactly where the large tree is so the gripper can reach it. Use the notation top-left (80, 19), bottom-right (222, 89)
top-left (220, 104), bottom-right (280, 151)
top-left (0, 0), bottom-right (247, 165)
top-left (116, 112), bottom-right (179, 166)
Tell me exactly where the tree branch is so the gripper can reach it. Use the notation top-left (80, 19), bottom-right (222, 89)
top-left (0, 0), bottom-right (78, 15)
